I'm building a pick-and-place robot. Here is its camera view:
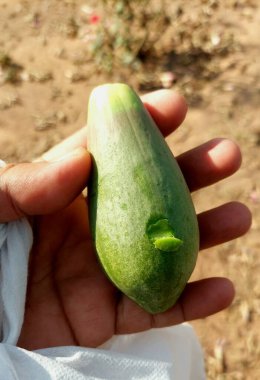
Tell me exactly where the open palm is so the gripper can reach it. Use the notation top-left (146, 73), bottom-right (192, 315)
top-left (0, 90), bottom-right (251, 350)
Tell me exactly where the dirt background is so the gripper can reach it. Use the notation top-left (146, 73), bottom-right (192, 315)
top-left (0, 1), bottom-right (259, 378)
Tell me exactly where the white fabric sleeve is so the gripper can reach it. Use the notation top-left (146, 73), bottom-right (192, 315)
top-left (0, 171), bottom-right (206, 379)
top-left (0, 220), bottom-right (33, 344)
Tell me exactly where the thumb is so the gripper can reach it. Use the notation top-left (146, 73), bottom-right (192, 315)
top-left (0, 147), bottom-right (91, 222)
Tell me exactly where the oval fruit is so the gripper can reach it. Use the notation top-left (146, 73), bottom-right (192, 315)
top-left (87, 83), bottom-right (199, 314)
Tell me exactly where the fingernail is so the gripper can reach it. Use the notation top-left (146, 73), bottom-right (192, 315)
top-left (208, 139), bottom-right (230, 165)
top-left (0, 160), bottom-right (7, 168)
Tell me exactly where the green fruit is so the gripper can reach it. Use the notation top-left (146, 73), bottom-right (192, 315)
top-left (87, 83), bottom-right (199, 314)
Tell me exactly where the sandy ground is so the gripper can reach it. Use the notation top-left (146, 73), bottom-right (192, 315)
top-left (0, 1), bottom-right (259, 378)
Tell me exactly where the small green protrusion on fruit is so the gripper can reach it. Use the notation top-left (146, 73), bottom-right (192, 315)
top-left (146, 218), bottom-right (183, 252)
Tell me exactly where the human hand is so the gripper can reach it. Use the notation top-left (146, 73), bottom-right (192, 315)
top-left (0, 90), bottom-right (251, 350)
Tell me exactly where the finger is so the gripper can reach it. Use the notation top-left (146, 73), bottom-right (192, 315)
top-left (176, 138), bottom-right (242, 192)
top-left (151, 278), bottom-right (235, 327)
top-left (0, 147), bottom-right (90, 222)
top-left (116, 278), bottom-right (234, 334)
top-left (41, 90), bottom-right (187, 161)
top-left (142, 90), bottom-right (188, 136)
top-left (40, 129), bottom-right (87, 162)
top-left (198, 201), bottom-right (252, 250)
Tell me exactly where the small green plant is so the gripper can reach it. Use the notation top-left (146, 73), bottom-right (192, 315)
top-left (89, 0), bottom-right (170, 73)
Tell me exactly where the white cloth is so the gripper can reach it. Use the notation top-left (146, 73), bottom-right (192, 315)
top-left (0, 177), bottom-right (206, 379)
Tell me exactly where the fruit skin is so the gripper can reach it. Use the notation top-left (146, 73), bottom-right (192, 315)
top-left (87, 83), bottom-right (199, 314)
